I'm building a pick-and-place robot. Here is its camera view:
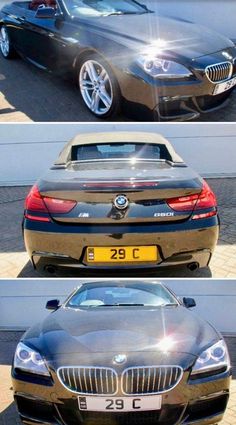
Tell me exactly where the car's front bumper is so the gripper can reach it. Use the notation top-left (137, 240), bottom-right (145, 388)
top-left (12, 367), bottom-right (231, 425)
top-left (115, 47), bottom-right (236, 121)
top-left (23, 216), bottom-right (219, 275)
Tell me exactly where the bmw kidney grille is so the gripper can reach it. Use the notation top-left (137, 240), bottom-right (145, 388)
top-left (58, 366), bottom-right (183, 395)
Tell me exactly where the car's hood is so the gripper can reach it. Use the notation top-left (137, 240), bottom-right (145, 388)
top-left (23, 306), bottom-right (219, 359)
top-left (82, 13), bottom-right (234, 60)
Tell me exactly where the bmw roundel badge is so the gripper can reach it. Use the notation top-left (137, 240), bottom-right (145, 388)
top-left (113, 354), bottom-right (127, 365)
top-left (114, 194), bottom-right (129, 210)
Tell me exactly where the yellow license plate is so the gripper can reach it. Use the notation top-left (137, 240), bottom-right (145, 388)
top-left (86, 246), bottom-right (158, 263)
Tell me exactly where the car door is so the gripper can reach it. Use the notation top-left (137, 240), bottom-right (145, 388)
top-left (4, 2), bottom-right (35, 57)
top-left (16, 0), bottom-right (75, 72)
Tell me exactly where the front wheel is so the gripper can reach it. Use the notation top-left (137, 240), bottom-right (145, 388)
top-left (0, 26), bottom-right (15, 59)
top-left (78, 54), bottom-right (121, 119)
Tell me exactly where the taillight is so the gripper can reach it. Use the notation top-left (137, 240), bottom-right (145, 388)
top-left (193, 180), bottom-right (217, 210)
top-left (24, 185), bottom-right (76, 222)
top-left (192, 180), bottom-right (217, 220)
top-left (167, 180), bottom-right (217, 219)
top-left (167, 193), bottom-right (199, 211)
top-left (43, 197), bottom-right (77, 214)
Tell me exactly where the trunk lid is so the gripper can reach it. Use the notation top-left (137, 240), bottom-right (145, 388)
top-left (38, 160), bottom-right (202, 224)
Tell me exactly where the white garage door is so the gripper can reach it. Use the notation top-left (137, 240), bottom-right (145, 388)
top-left (0, 279), bottom-right (235, 334)
top-left (0, 123), bottom-right (236, 185)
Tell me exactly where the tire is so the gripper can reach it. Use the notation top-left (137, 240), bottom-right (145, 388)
top-left (77, 52), bottom-right (121, 119)
top-left (0, 26), bottom-right (16, 59)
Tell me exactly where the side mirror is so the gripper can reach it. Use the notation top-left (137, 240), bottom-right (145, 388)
top-left (46, 299), bottom-right (60, 310)
top-left (35, 6), bottom-right (56, 19)
top-left (183, 297), bottom-right (196, 308)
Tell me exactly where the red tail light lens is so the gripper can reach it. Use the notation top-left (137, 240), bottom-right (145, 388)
top-left (43, 197), bottom-right (76, 214)
top-left (193, 180), bottom-right (217, 210)
top-left (167, 180), bottom-right (217, 219)
top-left (167, 193), bottom-right (199, 212)
top-left (24, 185), bottom-right (47, 213)
top-left (24, 185), bottom-right (76, 221)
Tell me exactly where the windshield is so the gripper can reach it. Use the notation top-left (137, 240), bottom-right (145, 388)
top-left (66, 282), bottom-right (179, 308)
top-left (71, 143), bottom-right (172, 162)
top-left (63, 0), bottom-right (150, 17)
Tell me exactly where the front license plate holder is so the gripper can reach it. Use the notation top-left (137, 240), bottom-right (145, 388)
top-left (213, 76), bottom-right (236, 95)
top-left (78, 395), bottom-right (162, 412)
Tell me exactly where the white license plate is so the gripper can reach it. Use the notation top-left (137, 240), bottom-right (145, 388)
top-left (213, 76), bottom-right (236, 95)
top-left (78, 395), bottom-right (162, 412)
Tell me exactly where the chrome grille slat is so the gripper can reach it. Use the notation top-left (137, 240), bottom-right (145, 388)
top-left (110, 368), bottom-right (114, 394)
top-left (206, 61), bottom-right (233, 83)
top-left (122, 366), bottom-right (183, 395)
top-left (94, 368), bottom-right (98, 393)
top-left (72, 368), bottom-right (76, 391)
top-left (157, 367), bottom-right (162, 392)
top-left (67, 368), bottom-right (72, 388)
top-left (152, 367), bottom-right (157, 392)
top-left (58, 366), bottom-right (118, 395)
top-left (77, 368), bottom-right (83, 392)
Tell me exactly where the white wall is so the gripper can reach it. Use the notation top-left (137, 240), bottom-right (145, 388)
top-left (144, 0), bottom-right (236, 40)
top-left (0, 279), bottom-right (235, 334)
top-left (0, 123), bottom-right (236, 185)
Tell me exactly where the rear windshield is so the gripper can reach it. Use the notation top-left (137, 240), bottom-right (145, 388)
top-left (71, 143), bottom-right (172, 162)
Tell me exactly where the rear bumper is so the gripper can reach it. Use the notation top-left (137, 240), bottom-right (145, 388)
top-left (31, 249), bottom-right (212, 276)
top-left (23, 217), bottom-right (219, 275)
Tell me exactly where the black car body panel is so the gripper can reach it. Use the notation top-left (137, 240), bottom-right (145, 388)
top-left (23, 304), bottom-right (220, 357)
top-left (12, 281), bottom-right (231, 425)
top-left (1, 0), bottom-right (236, 120)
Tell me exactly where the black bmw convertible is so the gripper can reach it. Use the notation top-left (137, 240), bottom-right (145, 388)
top-left (1, 0), bottom-right (236, 120)
top-left (23, 131), bottom-right (219, 276)
top-left (12, 280), bottom-right (231, 425)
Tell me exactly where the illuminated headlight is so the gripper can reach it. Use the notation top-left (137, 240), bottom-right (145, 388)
top-left (191, 340), bottom-right (230, 376)
top-left (14, 342), bottom-right (50, 376)
top-left (137, 56), bottom-right (192, 79)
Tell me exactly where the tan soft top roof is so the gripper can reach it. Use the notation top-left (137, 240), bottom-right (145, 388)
top-left (55, 132), bottom-right (184, 164)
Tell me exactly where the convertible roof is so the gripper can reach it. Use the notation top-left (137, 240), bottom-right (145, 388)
top-left (55, 132), bottom-right (184, 164)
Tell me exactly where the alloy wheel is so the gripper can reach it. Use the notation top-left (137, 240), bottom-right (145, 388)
top-left (0, 27), bottom-right (10, 57)
top-left (79, 59), bottom-right (113, 115)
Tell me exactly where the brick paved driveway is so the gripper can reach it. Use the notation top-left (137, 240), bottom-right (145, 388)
top-left (0, 0), bottom-right (236, 122)
top-left (0, 331), bottom-right (235, 425)
top-left (0, 178), bottom-right (235, 278)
